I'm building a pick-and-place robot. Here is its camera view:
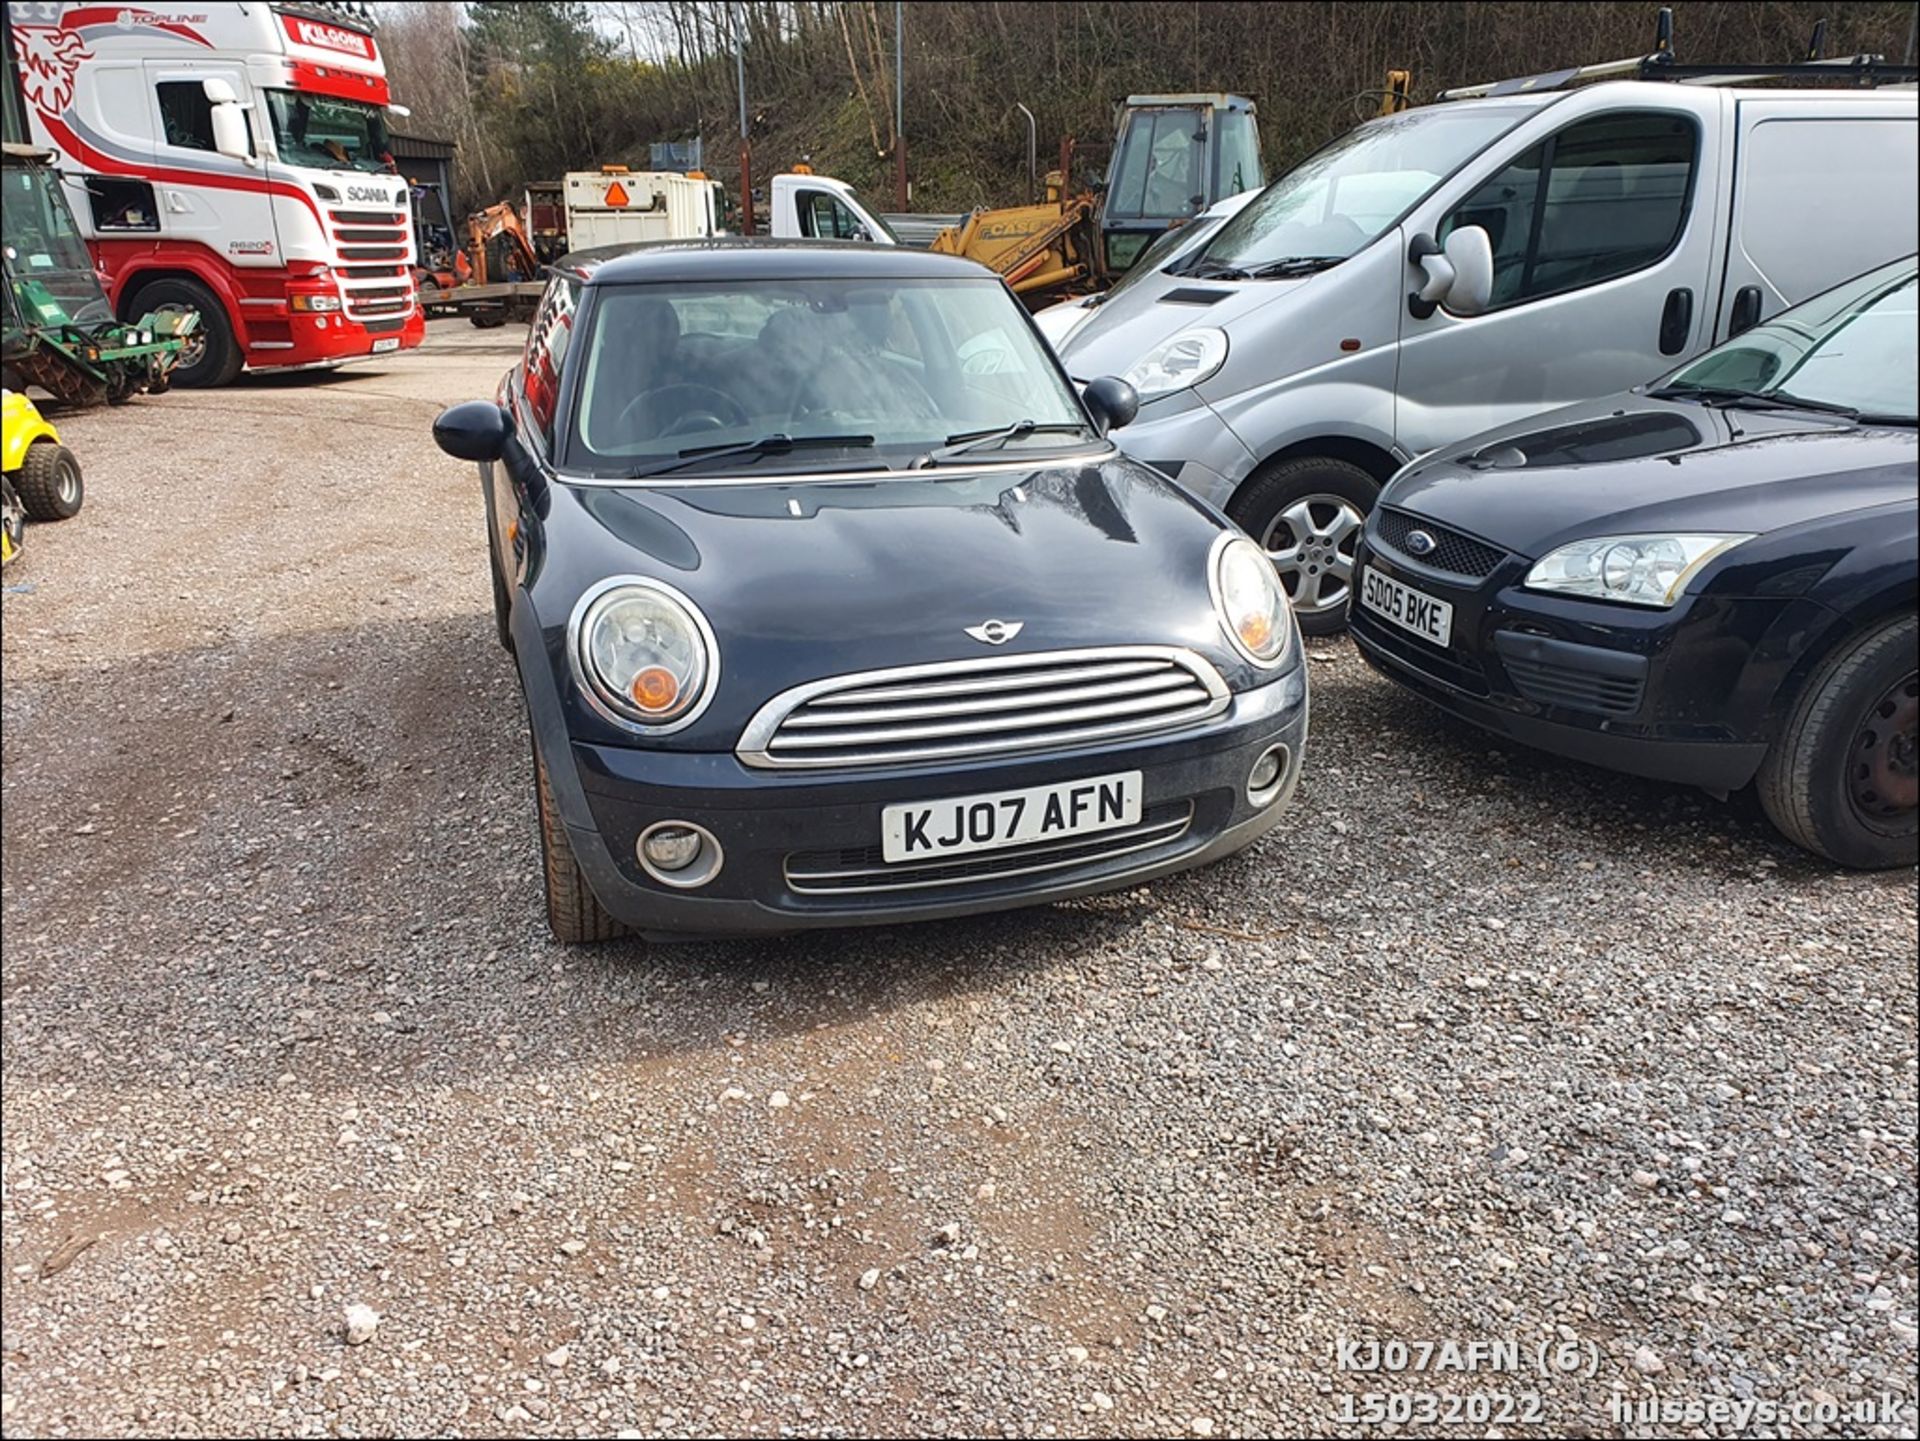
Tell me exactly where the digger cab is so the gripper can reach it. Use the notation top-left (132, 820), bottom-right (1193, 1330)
top-left (1101, 94), bottom-right (1263, 272)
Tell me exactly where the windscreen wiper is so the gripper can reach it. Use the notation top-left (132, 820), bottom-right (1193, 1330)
top-left (1245, 255), bottom-right (1344, 279)
top-left (1179, 260), bottom-right (1251, 281)
top-left (625, 432), bottom-right (876, 479)
top-left (1648, 384), bottom-right (1860, 419)
top-left (914, 420), bottom-right (1091, 468)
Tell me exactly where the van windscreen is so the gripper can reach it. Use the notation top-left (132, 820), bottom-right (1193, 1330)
top-left (1194, 106), bottom-right (1529, 276)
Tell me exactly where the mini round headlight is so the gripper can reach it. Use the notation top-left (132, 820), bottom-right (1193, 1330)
top-left (571, 579), bottom-right (718, 731)
top-left (1211, 535), bottom-right (1291, 667)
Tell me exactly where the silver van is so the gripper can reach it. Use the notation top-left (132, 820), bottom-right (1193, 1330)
top-left (1060, 77), bottom-right (1919, 631)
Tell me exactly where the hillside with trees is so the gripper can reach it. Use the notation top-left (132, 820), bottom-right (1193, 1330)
top-left (378, 1), bottom-right (1918, 215)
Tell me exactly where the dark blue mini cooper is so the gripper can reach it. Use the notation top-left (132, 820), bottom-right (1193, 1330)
top-left (435, 243), bottom-right (1307, 942)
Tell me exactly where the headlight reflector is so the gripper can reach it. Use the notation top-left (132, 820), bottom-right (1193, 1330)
top-left (1212, 535), bottom-right (1291, 667)
top-left (573, 579), bottom-right (717, 728)
top-left (1122, 327), bottom-right (1228, 399)
top-left (1524, 533), bottom-right (1754, 608)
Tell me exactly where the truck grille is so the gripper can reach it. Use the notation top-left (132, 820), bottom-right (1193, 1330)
top-left (325, 206), bottom-right (415, 325)
top-left (785, 800), bottom-right (1194, 894)
top-left (1372, 508), bottom-right (1507, 580)
top-left (737, 647), bottom-right (1230, 769)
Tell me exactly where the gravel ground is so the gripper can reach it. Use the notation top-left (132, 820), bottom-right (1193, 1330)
top-left (3, 323), bottom-right (1916, 1439)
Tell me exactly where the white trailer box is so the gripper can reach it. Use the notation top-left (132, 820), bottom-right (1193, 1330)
top-left (563, 170), bottom-right (720, 250)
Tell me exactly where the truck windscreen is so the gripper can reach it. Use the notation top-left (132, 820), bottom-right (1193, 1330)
top-left (265, 91), bottom-right (393, 174)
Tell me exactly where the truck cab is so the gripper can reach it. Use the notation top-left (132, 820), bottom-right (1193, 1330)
top-left (767, 172), bottom-right (898, 245)
top-left (10, 0), bottom-right (423, 386)
top-left (1101, 93), bottom-right (1264, 271)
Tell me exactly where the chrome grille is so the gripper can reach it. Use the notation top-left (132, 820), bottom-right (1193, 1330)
top-left (738, 647), bottom-right (1230, 769)
top-left (786, 801), bottom-right (1195, 894)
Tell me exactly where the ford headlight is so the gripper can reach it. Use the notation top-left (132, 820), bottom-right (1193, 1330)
top-left (570, 578), bottom-right (718, 730)
top-left (1212, 535), bottom-right (1291, 667)
top-left (1123, 327), bottom-right (1228, 399)
top-left (1524, 534), bottom-right (1754, 608)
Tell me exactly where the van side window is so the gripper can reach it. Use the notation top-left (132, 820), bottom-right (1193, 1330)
top-left (156, 82), bottom-right (219, 153)
top-left (521, 277), bottom-right (578, 446)
top-left (1443, 113), bottom-right (1697, 310)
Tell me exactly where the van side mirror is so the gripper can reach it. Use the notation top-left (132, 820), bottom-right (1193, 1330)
top-left (434, 401), bottom-right (513, 463)
top-left (1441, 226), bottom-right (1493, 317)
top-left (1082, 375), bottom-right (1139, 434)
top-left (1408, 227), bottom-right (1493, 319)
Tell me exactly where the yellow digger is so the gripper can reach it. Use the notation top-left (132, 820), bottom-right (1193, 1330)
top-left (930, 93), bottom-right (1264, 307)
top-left (931, 79), bottom-right (1414, 309)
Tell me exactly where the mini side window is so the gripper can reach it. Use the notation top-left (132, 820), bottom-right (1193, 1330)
top-left (521, 278), bottom-right (577, 446)
top-left (1442, 112), bottom-right (1697, 311)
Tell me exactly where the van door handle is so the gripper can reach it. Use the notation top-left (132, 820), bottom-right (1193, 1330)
top-left (1728, 285), bottom-right (1763, 338)
top-left (1658, 287), bottom-right (1693, 355)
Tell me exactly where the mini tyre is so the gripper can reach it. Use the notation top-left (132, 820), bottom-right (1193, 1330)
top-left (532, 732), bottom-right (629, 944)
top-left (15, 440), bottom-right (84, 521)
top-left (1227, 456), bottom-right (1379, 636)
top-left (1758, 613), bottom-right (1918, 869)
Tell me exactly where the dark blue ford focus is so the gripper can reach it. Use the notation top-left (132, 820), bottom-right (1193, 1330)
top-left (435, 242), bottom-right (1307, 942)
top-left (1351, 258), bottom-right (1917, 868)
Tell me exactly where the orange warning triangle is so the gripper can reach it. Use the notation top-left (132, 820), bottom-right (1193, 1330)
top-left (604, 181), bottom-right (630, 207)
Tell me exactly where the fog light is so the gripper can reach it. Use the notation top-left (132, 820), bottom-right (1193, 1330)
top-left (641, 825), bottom-right (700, 871)
top-left (1247, 744), bottom-right (1291, 805)
top-left (635, 820), bottom-right (723, 888)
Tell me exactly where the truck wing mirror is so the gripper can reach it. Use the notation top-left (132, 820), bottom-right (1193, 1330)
top-left (202, 79), bottom-right (252, 164)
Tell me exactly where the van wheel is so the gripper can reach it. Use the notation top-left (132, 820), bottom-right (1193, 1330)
top-left (16, 441), bottom-right (84, 521)
top-left (532, 733), bottom-right (629, 944)
top-left (1228, 457), bottom-right (1379, 636)
top-left (127, 277), bottom-right (243, 388)
top-left (1758, 614), bottom-right (1917, 868)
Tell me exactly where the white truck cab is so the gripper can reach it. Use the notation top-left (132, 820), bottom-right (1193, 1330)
top-left (767, 172), bottom-right (897, 244)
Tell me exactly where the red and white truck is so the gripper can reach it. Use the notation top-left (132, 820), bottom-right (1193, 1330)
top-left (7, 0), bottom-right (423, 385)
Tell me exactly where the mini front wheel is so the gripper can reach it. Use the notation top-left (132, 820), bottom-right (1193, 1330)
top-left (531, 733), bottom-right (630, 944)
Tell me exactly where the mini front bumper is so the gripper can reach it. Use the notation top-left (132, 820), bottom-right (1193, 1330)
top-left (520, 619), bottom-right (1307, 940)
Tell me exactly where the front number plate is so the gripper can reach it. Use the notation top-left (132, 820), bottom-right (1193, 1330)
top-left (370, 337), bottom-right (400, 354)
top-left (1360, 568), bottom-right (1453, 648)
top-left (882, 771), bottom-right (1143, 863)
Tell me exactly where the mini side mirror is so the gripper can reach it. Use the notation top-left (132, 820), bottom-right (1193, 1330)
top-left (1082, 375), bottom-right (1139, 435)
top-left (434, 400), bottom-right (513, 463)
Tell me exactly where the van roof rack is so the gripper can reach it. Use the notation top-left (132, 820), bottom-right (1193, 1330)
top-left (1436, 7), bottom-right (1917, 102)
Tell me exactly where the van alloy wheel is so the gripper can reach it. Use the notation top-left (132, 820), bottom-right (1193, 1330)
top-left (1260, 494), bottom-right (1365, 615)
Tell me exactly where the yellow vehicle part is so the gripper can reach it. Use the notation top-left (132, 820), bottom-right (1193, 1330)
top-left (929, 174), bottom-right (1100, 304)
top-left (2, 388), bottom-right (61, 475)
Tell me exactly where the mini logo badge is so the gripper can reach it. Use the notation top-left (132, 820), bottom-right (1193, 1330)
top-left (1404, 529), bottom-right (1438, 557)
top-left (964, 619), bottom-right (1023, 645)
